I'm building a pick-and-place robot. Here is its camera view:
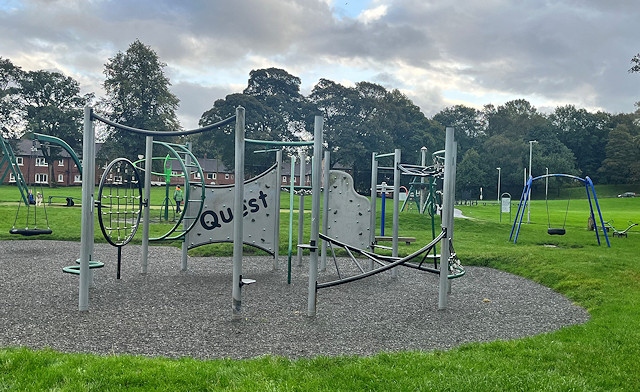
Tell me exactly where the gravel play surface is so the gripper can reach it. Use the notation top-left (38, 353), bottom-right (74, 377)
top-left (0, 240), bottom-right (589, 360)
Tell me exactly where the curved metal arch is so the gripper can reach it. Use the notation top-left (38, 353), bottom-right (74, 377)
top-left (149, 141), bottom-right (206, 241)
top-left (90, 111), bottom-right (236, 137)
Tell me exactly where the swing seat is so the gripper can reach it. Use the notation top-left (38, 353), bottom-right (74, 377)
top-left (547, 228), bottom-right (566, 236)
top-left (10, 228), bottom-right (53, 236)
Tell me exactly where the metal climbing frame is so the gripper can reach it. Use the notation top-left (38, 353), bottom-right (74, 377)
top-left (148, 141), bottom-right (206, 241)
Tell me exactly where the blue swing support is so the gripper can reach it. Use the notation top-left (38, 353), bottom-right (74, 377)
top-left (510, 174), bottom-right (610, 247)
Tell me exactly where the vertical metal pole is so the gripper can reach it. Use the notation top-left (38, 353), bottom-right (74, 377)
top-left (140, 136), bottom-right (153, 274)
top-left (181, 142), bottom-right (192, 271)
top-left (497, 167), bottom-right (501, 201)
top-left (391, 149), bottom-right (401, 279)
top-left (439, 127), bottom-right (455, 310)
top-left (232, 106), bottom-right (245, 319)
top-left (321, 150), bottom-right (330, 272)
top-left (296, 152), bottom-right (306, 266)
top-left (274, 150), bottom-right (282, 270)
top-left (545, 167), bottom-right (549, 200)
top-left (307, 115), bottom-right (323, 317)
top-left (79, 106), bottom-right (94, 311)
top-left (369, 153), bottom-right (377, 269)
top-left (420, 147), bottom-right (427, 213)
top-left (287, 155), bottom-right (296, 284)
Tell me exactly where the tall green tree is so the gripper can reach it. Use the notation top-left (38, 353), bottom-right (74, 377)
top-left (99, 40), bottom-right (180, 161)
top-left (243, 68), bottom-right (314, 137)
top-left (195, 93), bottom-right (288, 176)
top-left (20, 70), bottom-right (93, 153)
top-left (549, 105), bottom-right (610, 177)
top-left (598, 125), bottom-right (639, 184)
top-left (0, 58), bottom-right (23, 138)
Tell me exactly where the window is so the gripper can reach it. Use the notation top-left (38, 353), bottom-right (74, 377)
top-left (193, 172), bottom-right (201, 179)
top-left (282, 176), bottom-right (287, 184)
top-left (207, 173), bottom-right (217, 180)
top-left (35, 157), bottom-right (48, 167)
top-left (9, 173), bottom-right (15, 182)
top-left (58, 174), bottom-right (64, 183)
top-left (224, 173), bottom-right (230, 180)
top-left (35, 173), bottom-right (48, 184)
top-left (58, 159), bottom-right (64, 167)
top-left (74, 175), bottom-right (82, 183)
top-left (171, 171), bottom-right (180, 176)
top-left (16, 157), bottom-right (23, 166)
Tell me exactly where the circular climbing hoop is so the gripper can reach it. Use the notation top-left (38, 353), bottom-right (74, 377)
top-left (97, 158), bottom-right (143, 247)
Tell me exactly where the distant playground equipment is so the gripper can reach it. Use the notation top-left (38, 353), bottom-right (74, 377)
top-left (510, 173), bottom-right (610, 247)
top-left (604, 221), bottom-right (638, 238)
top-left (2, 137), bottom-right (53, 236)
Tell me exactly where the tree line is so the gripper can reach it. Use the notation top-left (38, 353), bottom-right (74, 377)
top-left (2, 40), bottom-right (639, 198)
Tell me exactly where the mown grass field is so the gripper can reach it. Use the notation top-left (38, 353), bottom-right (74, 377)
top-left (1, 184), bottom-right (640, 390)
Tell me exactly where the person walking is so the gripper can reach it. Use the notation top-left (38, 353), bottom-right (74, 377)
top-left (173, 185), bottom-right (184, 213)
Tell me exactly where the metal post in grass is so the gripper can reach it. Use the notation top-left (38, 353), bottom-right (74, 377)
top-left (79, 106), bottom-right (95, 311)
top-left (140, 135), bottom-right (153, 274)
top-left (232, 106), bottom-right (245, 319)
top-left (391, 148), bottom-right (401, 279)
top-left (439, 127), bottom-right (455, 310)
top-left (307, 115), bottom-right (323, 317)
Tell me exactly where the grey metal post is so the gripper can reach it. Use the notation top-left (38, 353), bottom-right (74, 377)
top-left (232, 106), bottom-right (245, 319)
top-left (439, 127), bottom-right (455, 310)
top-left (369, 152), bottom-right (378, 269)
top-left (321, 150), bottom-right (330, 272)
top-left (274, 149), bottom-right (282, 270)
top-left (79, 106), bottom-right (95, 311)
top-left (296, 152), bottom-right (306, 266)
top-left (420, 147), bottom-right (427, 213)
top-left (140, 136), bottom-right (153, 274)
top-left (181, 142), bottom-right (192, 271)
top-left (307, 115), bottom-right (323, 317)
top-left (391, 149), bottom-right (401, 278)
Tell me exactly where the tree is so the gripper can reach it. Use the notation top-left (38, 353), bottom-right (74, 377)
top-left (0, 58), bottom-right (23, 138)
top-left (549, 105), bottom-right (610, 176)
top-left (20, 70), bottom-right (93, 153)
top-left (432, 105), bottom-right (486, 154)
top-left (99, 40), bottom-right (180, 161)
top-left (194, 93), bottom-right (289, 176)
top-left (243, 68), bottom-right (314, 136)
top-left (598, 125), bottom-right (639, 184)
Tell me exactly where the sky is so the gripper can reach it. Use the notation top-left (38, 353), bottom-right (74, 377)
top-left (1, 0), bottom-right (639, 129)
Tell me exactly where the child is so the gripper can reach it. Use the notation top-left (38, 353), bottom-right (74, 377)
top-left (36, 192), bottom-right (43, 206)
top-left (173, 185), bottom-right (183, 213)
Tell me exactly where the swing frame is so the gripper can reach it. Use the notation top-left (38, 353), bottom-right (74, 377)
top-left (510, 173), bottom-right (610, 247)
top-left (9, 139), bottom-right (53, 236)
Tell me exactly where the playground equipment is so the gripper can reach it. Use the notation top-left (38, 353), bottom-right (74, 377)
top-left (605, 221), bottom-right (638, 238)
top-left (6, 139), bottom-right (53, 236)
top-left (510, 173), bottom-right (610, 247)
top-left (73, 105), bottom-right (462, 318)
top-left (95, 158), bottom-right (143, 279)
top-left (315, 127), bottom-right (460, 310)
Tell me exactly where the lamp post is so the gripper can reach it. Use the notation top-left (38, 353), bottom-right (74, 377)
top-left (496, 167), bottom-right (501, 201)
top-left (527, 140), bottom-right (537, 223)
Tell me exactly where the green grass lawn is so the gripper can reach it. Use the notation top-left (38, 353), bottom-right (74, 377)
top-left (1, 184), bottom-right (640, 390)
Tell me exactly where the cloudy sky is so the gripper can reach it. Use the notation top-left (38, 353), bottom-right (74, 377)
top-left (1, 0), bottom-right (639, 129)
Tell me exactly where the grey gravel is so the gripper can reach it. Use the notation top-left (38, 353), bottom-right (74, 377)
top-left (0, 240), bottom-right (589, 360)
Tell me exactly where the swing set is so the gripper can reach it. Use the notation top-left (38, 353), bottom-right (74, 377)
top-left (8, 139), bottom-right (53, 236)
top-left (510, 173), bottom-right (610, 247)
